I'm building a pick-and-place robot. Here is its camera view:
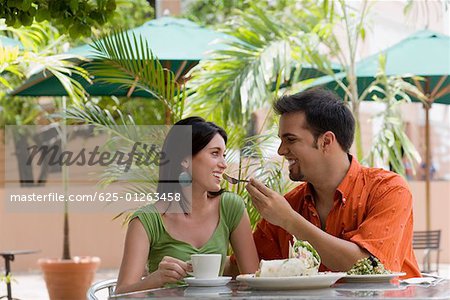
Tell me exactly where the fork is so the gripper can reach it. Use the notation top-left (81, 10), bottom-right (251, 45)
top-left (222, 173), bottom-right (249, 184)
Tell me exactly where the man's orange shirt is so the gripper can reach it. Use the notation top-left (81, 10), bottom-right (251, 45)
top-left (253, 156), bottom-right (420, 278)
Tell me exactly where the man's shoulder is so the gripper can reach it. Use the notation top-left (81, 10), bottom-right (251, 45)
top-left (360, 165), bottom-right (410, 191)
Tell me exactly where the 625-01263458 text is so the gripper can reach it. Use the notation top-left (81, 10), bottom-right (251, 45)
top-left (9, 192), bottom-right (181, 202)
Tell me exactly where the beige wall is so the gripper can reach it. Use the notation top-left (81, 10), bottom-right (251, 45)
top-left (0, 186), bottom-right (126, 272)
top-left (409, 181), bottom-right (450, 265)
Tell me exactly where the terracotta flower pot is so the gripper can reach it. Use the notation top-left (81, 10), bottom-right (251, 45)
top-left (39, 256), bottom-right (100, 300)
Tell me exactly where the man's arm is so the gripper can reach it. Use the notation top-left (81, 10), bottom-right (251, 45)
top-left (246, 178), bottom-right (369, 271)
top-left (282, 208), bottom-right (370, 271)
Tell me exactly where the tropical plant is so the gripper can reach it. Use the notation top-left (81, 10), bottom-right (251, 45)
top-left (0, 21), bottom-right (90, 105)
top-left (184, 2), bottom-right (334, 225)
top-left (185, 2), bottom-right (330, 130)
top-left (223, 129), bottom-right (296, 228)
top-left (301, 0), bottom-right (374, 161)
top-left (85, 30), bottom-right (186, 124)
top-left (1, 21), bottom-right (90, 260)
top-left (187, 0), bottom-right (424, 179)
top-left (64, 30), bottom-right (187, 212)
top-left (61, 28), bottom-right (293, 228)
top-left (362, 55), bottom-right (424, 176)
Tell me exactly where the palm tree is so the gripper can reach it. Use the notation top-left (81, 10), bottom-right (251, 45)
top-left (186, 0), bottom-right (425, 179)
top-left (185, 2), bottom-right (331, 130)
top-left (64, 30), bottom-right (185, 211)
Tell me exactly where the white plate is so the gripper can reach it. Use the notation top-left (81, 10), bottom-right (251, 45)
top-left (236, 272), bottom-right (346, 290)
top-left (184, 276), bottom-right (231, 287)
top-left (343, 272), bottom-right (406, 283)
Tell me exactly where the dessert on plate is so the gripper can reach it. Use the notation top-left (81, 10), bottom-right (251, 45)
top-left (256, 238), bottom-right (321, 277)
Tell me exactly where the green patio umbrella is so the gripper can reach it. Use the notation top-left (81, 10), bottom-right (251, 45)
top-left (10, 17), bottom-right (234, 98)
top-left (311, 30), bottom-right (450, 230)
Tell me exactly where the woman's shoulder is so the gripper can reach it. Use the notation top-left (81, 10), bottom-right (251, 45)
top-left (130, 204), bottom-right (164, 245)
top-left (220, 191), bottom-right (244, 200)
top-left (219, 191), bottom-right (245, 231)
top-left (220, 191), bottom-right (245, 206)
top-left (130, 204), bottom-right (163, 226)
top-left (219, 192), bottom-right (245, 213)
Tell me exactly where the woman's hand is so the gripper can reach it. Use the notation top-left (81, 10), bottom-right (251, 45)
top-left (148, 256), bottom-right (192, 286)
top-left (116, 219), bottom-right (192, 293)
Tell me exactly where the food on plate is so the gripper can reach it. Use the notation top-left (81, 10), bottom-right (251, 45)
top-left (347, 256), bottom-right (391, 275)
top-left (256, 238), bottom-right (320, 277)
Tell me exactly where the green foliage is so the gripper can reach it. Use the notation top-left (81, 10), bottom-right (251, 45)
top-left (1, 22), bottom-right (89, 129)
top-left (0, 0), bottom-right (118, 38)
top-left (302, 0), bottom-right (373, 160)
top-left (222, 128), bottom-right (296, 228)
top-left (88, 96), bottom-right (166, 126)
top-left (182, 0), bottom-right (250, 26)
top-left (88, 30), bottom-right (185, 124)
top-left (64, 29), bottom-right (188, 199)
top-left (186, 3), bottom-right (325, 129)
top-left (0, 273), bottom-right (12, 284)
top-left (362, 55), bottom-right (424, 177)
top-left (99, 0), bottom-right (153, 33)
top-left (183, 0), bottom-right (319, 27)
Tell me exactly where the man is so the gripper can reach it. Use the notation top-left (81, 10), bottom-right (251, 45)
top-left (245, 88), bottom-right (420, 278)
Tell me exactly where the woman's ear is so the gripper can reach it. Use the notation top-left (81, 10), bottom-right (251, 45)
top-left (181, 158), bottom-right (190, 169)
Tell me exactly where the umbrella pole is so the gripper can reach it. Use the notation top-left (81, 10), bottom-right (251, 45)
top-left (425, 102), bottom-right (431, 231)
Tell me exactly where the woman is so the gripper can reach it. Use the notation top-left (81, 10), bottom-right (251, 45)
top-left (115, 117), bottom-right (259, 293)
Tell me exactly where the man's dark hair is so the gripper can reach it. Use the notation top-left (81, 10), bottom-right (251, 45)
top-left (273, 88), bottom-right (355, 152)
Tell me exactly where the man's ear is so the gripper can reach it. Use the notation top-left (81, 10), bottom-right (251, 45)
top-left (321, 131), bottom-right (335, 151)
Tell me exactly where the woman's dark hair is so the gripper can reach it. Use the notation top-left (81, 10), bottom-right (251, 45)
top-left (273, 88), bottom-right (355, 152)
top-left (157, 116), bottom-right (227, 213)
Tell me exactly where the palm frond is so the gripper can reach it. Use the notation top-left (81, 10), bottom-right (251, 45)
top-left (87, 30), bottom-right (185, 123)
top-left (186, 5), bottom-right (310, 128)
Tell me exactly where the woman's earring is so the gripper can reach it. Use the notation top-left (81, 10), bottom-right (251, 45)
top-left (178, 171), bottom-right (192, 187)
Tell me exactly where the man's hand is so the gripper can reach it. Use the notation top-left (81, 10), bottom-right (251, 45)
top-left (246, 178), bottom-right (295, 229)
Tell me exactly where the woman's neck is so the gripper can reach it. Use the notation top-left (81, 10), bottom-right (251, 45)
top-left (182, 183), bottom-right (209, 214)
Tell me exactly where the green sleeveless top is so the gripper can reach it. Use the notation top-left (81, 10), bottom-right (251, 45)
top-left (131, 192), bottom-right (245, 275)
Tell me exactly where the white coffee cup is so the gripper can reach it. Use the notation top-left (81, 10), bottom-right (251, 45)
top-left (189, 254), bottom-right (221, 279)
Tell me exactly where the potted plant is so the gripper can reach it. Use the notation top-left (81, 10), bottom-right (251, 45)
top-left (0, 24), bottom-right (101, 299)
top-left (35, 84), bottom-right (101, 300)
top-left (37, 119), bottom-right (100, 300)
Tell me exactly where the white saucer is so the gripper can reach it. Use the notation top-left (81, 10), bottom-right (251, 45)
top-left (184, 286), bottom-right (232, 296)
top-left (184, 276), bottom-right (231, 287)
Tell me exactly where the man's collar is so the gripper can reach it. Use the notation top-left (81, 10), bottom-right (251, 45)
top-left (305, 154), bottom-right (361, 204)
top-left (335, 154), bottom-right (361, 203)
